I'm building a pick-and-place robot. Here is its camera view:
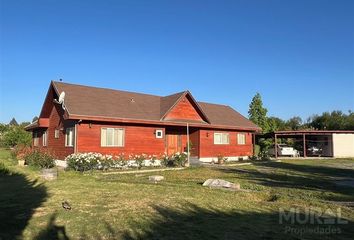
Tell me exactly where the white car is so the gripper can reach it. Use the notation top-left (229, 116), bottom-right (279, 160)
top-left (269, 144), bottom-right (299, 157)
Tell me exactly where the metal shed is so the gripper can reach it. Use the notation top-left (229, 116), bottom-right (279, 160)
top-left (258, 130), bottom-right (354, 158)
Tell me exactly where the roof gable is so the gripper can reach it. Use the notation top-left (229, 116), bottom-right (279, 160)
top-left (162, 92), bottom-right (209, 123)
top-left (39, 83), bottom-right (60, 118)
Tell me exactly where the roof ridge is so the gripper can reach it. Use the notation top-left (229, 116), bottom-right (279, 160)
top-left (198, 101), bottom-right (230, 107)
top-left (52, 81), bottom-right (162, 98)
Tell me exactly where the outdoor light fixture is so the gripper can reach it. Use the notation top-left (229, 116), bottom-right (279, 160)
top-left (155, 130), bottom-right (163, 138)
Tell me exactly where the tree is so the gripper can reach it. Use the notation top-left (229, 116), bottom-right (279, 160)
top-left (3, 126), bottom-right (32, 147)
top-left (309, 111), bottom-right (353, 130)
top-left (286, 116), bottom-right (303, 130)
top-left (248, 93), bottom-right (269, 132)
top-left (32, 116), bottom-right (39, 123)
top-left (9, 118), bottom-right (18, 126)
top-left (20, 122), bottom-right (31, 128)
top-left (267, 117), bottom-right (286, 132)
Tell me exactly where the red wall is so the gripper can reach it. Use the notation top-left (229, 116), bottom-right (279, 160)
top-left (77, 122), bottom-right (166, 156)
top-left (164, 95), bottom-right (204, 122)
top-left (199, 129), bottom-right (253, 158)
top-left (32, 104), bottom-right (75, 159)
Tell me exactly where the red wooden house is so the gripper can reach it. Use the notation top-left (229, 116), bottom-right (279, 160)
top-left (25, 81), bottom-right (260, 162)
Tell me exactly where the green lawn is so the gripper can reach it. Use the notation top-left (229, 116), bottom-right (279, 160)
top-left (1, 148), bottom-right (354, 240)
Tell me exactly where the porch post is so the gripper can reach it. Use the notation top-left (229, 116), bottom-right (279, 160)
top-left (186, 123), bottom-right (190, 166)
top-left (303, 133), bottom-right (307, 158)
top-left (275, 133), bottom-right (278, 159)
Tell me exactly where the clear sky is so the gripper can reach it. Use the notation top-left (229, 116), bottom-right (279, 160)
top-left (1, 0), bottom-right (353, 124)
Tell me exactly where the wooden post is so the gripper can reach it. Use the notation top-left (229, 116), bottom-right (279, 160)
top-left (303, 133), bottom-right (307, 158)
top-left (275, 134), bottom-right (278, 159)
top-left (253, 133), bottom-right (256, 156)
top-left (186, 123), bottom-right (190, 166)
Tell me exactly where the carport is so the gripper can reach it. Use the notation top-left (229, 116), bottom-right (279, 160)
top-left (257, 130), bottom-right (354, 158)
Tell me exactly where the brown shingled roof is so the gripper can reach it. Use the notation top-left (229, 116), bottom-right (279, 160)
top-left (51, 81), bottom-right (259, 130)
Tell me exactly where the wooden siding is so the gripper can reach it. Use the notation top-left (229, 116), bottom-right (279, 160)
top-left (33, 104), bottom-right (75, 159)
top-left (199, 129), bottom-right (253, 157)
top-left (164, 95), bottom-right (204, 122)
top-left (77, 123), bottom-right (166, 156)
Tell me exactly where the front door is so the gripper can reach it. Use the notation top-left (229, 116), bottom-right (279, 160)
top-left (167, 134), bottom-right (180, 155)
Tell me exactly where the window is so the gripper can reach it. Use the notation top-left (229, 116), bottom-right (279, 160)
top-left (43, 130), bottom-right (48, 146)
top-left (65, 127), bottom-right (75, 147)
top-left (54, 129), bottom-right (60, 139)
top-left (214, 133), bottom-right (229, 144)
top-left (237, 133), bottom-right (246, 145)
top-left (155, 130), bottom-right (163, 139)
top-left (33, 132), bottom-right (39, 147)
top-left (101, 128), bottom-right (124, 147)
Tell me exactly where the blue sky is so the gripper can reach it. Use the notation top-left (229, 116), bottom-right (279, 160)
top-left (0, 0), bottom-right (353, 124)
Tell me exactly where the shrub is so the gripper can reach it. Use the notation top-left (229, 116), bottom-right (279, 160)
top-left (24, 150), bottom-right (55, 169)
top-left (66, 152), bottom-right (102, 172)
top-left (3, 126), bottom-right (32, 147)
top-left (11, 145), bottom-right (32, 160)
top-left (259, 149), bottom-right (271, 161)
top-left (133, 154), bottom-right (147, 169)
top-left (161, 152), bottom-right (188, 167)
top-left (161, 154), bottom-right (171, 167)
top-left (172, 152), bottom-right (188, 167)
top-left (100, 155), bottom-right (114, 170)
top-left (249, 155), bottom-right (258, 161)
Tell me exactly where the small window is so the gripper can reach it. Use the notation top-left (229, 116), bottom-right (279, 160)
top-left (155, 130), bottom-right (163, 139)
top-left (43, 130), bottom-right (48, 146)
top-left (101, 128), bottom-right (124, 147)
top-left (65, 127), bottom-right (75, 147)
top-left (33, 132), bottom-right (39, 147)
top-left (54, 129), bottom-right (60, 139)
top-left (237, 133), bottom-right (246, 145)
top-left (214, 133), bottom-right (229, 144)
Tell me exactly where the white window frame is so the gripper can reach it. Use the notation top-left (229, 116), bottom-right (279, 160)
top-left (43, 130), bottom-right (48, 146)
top-left (65, 127), bottom-right (75, 147)
top-left (101, 128), bottom-right (125, 147)
top-left (214, 132), bottom-right (230, 145)
top-left (155, 130), bottom-right (163, 139)
top-left (33, 132), bottom-right (39, 147)
top-left (54, 129), bottom-right (60, 139)
top-left (237, 133), bottom-right (246, 145)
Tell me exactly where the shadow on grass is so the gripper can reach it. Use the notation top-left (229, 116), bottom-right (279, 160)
top-left (34, 212), bottom-right (69, 240)
top-left (256, 162), bottom-right (354, 179)
top-left (119, 203), bottom-right (353, 240)
top-left (217, 162), bottom-right (354, 201)
top-left (0, 164), bottom-right (47, 240)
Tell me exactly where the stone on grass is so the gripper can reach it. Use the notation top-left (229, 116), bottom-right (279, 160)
top-left (202, 179), bottom-right (240, 191)
top-left (40, 168), bottom-right (58, 180)
top-left (149, 175), bottom-right (164, 183)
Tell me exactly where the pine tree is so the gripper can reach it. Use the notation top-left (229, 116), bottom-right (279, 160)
top-left (9, 118), bottom-right (18, 126)
top-left (248, 93), bottom-right (269, 132)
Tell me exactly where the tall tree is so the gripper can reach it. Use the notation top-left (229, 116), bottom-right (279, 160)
top-left (9, 118), bottom-right (18, 126)
top-left (248, 93), bottom-right (269, 132)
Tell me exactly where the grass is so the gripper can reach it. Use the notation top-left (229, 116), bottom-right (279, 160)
top-left (1, 148), bottom-right (354, 240)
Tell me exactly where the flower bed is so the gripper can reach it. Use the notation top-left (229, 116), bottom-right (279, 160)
top-left (65, 152), bottom-right (188, 172)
